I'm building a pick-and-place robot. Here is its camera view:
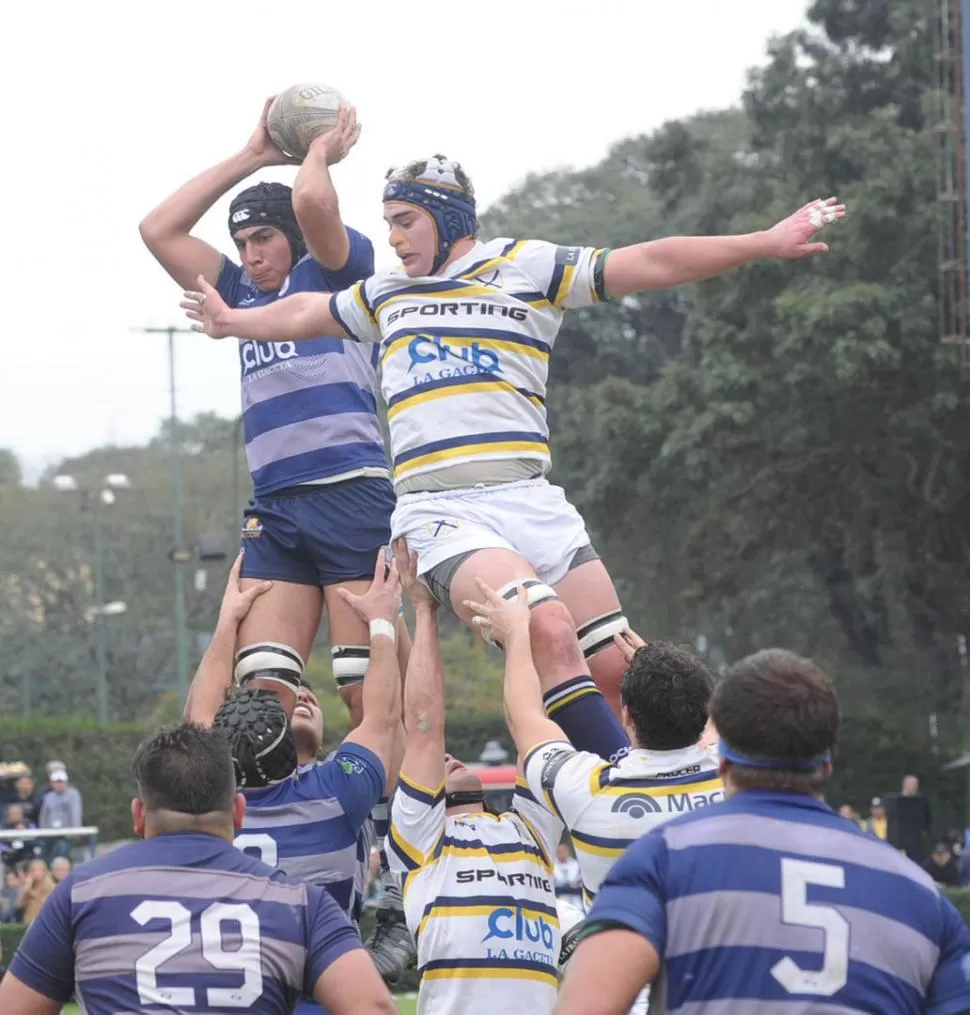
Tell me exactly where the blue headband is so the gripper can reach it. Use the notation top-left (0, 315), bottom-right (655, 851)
top-left (383, 179), bottom-right (477, 272)
top-left (719, 740), bottom-right (832, 771)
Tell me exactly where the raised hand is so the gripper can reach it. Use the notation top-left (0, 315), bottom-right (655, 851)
top-left (244, 96), bottom-right (301, 167)
top-left (463, 578), bottom-right (531, 646)
top-left (765, 197), bottom-right (846, 259)
top-left (181, 276), bottom-right (232, 338)
top-left (306, 103), bottom-right (362, 167)
top-left (337, 548), bottom-right (402, 624)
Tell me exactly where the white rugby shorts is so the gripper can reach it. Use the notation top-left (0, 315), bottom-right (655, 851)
top-left (391, 478), bottom-right (591, 586)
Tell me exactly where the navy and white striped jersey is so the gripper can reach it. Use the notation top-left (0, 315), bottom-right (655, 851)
top-left (585, 789), bottom-right (970, 1014)
top-left (216, 232), bottom-right (389, 498)
top-left (524, 739), bottom-right (722, 906)
top-left (235, 743), bottom-right (385, 922)
top-left (8, 831), bottom-right (360, 1014)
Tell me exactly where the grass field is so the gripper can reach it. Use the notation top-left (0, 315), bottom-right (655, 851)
top-left (63, 998), bottom-right (419, 1014)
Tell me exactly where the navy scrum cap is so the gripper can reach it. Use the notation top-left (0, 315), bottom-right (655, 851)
top-left (383, 156), bottom-right (477, 272)
top-left (228, 182), bottom-right (306, 263)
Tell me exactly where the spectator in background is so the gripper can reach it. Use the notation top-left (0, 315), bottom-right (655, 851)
top-left (1, 804), bottom-right (41, 870)
top-left (0, 868), bottom-right (22, 923)
top-left (50, 857), bottom-right (72, 883)
top-left (863, 797), bottom-right (888, 840)
top-left (16, 859), bottom-right (54, 924)
top-left (837, 804), bottom-right (863, 828)
top-left (924, 841), bottom-right (961, 888)
top-left (38, 767), bottom-right (82, 862)
top-left (554, 841), bottom-right (583, 904)
top-left (889, 774), bottom-right (932, 864)
top-left (11, 774), bottom-right (41, 827)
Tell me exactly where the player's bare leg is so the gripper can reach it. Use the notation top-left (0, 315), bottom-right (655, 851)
top-left (449, 547), bottom-right (627, 760)
top-left (554, 559), bottom-right (628, 721)
top-left (236, 580), bottom-right (323, 717)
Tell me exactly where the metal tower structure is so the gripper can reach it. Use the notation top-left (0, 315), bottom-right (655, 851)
top-left (936, 0), bottom-right (970, 364)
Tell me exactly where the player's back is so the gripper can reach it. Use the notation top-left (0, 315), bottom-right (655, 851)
top-left (235, 746), bottom-right (383, 921)
top-left (603, 790), bottom-right (970, 1014)
top-left (9, 832), bottom-right (357, 1015)
top-left (525, 740), bottom-right (722, 904)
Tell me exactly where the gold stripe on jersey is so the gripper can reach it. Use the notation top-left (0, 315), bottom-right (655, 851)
top-left (399, 773), bottom-right (445, 801)
top-left (394, 439), bottom-right (550, 479)
top-left (377, 283), bottom-right (499, 314)
top-left (417, 901), bottom-right (557, 940)
top-left (454, 240), bottom-right (528, 280)
top-left (382, 331), bottom-right (551, 364)
top-left (386, 379), bottom-right (544, 422)
top-left (551, 260), bottom-right (578, 309)
top-left (422, 967), bottom-right (559, 987)
top-left (436, 843), bottom-right (549, 870)
top-left (351, 282), bottom-right (377, 326)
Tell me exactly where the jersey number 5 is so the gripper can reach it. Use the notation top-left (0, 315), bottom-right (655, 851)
top-left (131, 900), bottom-right (263, 1007)
top-left (771, 858), bottom-right (850, 996)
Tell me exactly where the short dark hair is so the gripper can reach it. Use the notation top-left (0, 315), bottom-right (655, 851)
top-left (621, 642), bottom-right (713, 750)
top-left (712, 649), bottom-right (839, 794)
top-left (131, 722), bottom-right (236, 815)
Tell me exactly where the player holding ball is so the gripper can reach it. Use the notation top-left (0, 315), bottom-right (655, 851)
top-left (140, 93), bottom-right (396, 726)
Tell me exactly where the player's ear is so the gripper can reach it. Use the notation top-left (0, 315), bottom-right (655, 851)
top-left (131, 797), bottom-right (146, 838)
top-left (232, 792), bottom-right (247, 831)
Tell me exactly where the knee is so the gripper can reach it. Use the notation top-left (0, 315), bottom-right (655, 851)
top-left (529, 602), bottom-right (584, 670)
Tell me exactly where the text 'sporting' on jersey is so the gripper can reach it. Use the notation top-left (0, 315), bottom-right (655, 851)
top-left (386, 774), bottom-right (563, 1015)
top-left (330, 238), bottom-right (611, 488)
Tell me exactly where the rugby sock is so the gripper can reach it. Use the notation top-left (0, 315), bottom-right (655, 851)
top-left (543, 675), bottom-right (630, 762)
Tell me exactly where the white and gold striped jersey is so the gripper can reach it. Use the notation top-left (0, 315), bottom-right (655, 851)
top-left (329, 238), bottom-right (610, 491)
top-left (386, 773), bottom-right (563, 1015)
top-left (523, 740), bottom-right (723, 906)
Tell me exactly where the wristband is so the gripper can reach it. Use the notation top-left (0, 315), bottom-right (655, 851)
top-left (370, 618), bottom-right (397, 644)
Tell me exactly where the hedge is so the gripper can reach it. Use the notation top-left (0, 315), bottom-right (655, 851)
top-left (0, 715), bottom-right (513, 843)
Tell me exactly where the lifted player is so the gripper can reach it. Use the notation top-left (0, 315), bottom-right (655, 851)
top-left (141, 98), bottom-right (394, 723)
top-left (183, 155), bottom-right (845, 764)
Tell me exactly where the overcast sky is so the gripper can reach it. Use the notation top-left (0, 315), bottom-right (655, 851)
top-left (2, 0), bottom-right (809, 477)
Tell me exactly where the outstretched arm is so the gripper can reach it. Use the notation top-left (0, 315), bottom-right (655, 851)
top-left (184, 553), bottom-right (272, 724)
top-left (603, 197), bottom-right (845, 298)
top-left (339, 553), bottom-right (403, 776)
top-left (182, 277), bottom-right (350, 342)
top-left (464, 579), bottom-right (566, 761)
top-left (139, 97), bottom-right (296, 291)
top-left (393, 541), bottom-right (446, 791)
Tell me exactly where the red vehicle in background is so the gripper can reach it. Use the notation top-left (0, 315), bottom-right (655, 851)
top-left (466, 762), bottom-right (518, 814)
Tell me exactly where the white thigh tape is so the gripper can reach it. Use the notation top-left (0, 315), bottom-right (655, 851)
top-left (331, 645), bottom-right (370, 689)
top-left (482, 578), bottom-right (558, 646)
top-left (235, 642), bottom-right (305, 690)
top-left (576, 610), bottom-right (629, 659)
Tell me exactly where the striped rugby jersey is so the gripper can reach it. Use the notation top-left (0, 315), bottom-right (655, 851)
top-left (524, 739), bottom-right (722, 906)
top-left (234, 743), bottom-right (384, 922)
top-left (585, 790), bottom-right (970, 1014)
top-left (216, 231), bottom-right (390, 498)
top-left (7, 831), bottom-right (360, 1014)
top-left (329, 238), bottom-right (609, 491)
top-left (386, 774), bottom-right (564, 1015)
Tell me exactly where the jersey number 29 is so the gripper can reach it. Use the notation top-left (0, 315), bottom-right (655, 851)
top-left (771, 858), bottom-right (850, 996)
top-left (131, 900), bottom-right (263, 1007)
